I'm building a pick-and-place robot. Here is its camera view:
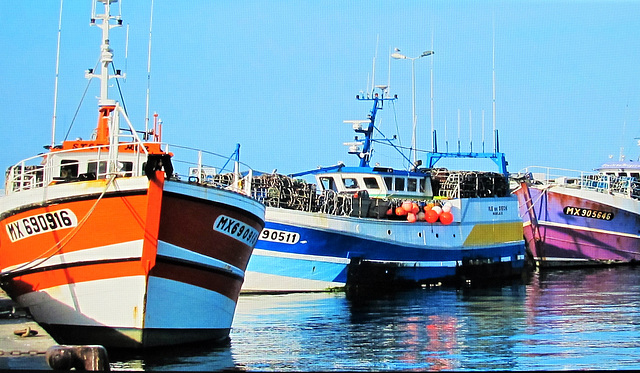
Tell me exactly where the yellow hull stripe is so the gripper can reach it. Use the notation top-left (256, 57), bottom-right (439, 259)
top-left (463, 222), bottom-right (524, 246)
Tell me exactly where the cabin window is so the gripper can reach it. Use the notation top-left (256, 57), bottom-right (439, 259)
top-left (88, 161), bottom-right (108, 178)
top-left (119, 161), bottom-right (134, 176)
top-left (320, 177), bottom-right (338, 191)
top-left (407, 178), bottom-right (417, 192)
top-left (395, 177), bottom-right (405, 191)
top-left (343, 177), bottom-right (359, 189)
top-left (363, 177), bottom-right (380, 189)
top-left (631, 173), bottom-right (639, 179)
top-left (60, 160), bottom-right (79, 179)
top-left (419, 178), bottom-right (427, 193)
top-left (620, 172), bottom-right (628, 177)
top-left (384, 176), bottom-right (393, 190)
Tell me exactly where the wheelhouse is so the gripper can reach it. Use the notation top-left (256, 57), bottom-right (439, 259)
top-left (597, 162), bottom-right (640, 179)
top-left (315, 167), bottom-right (434, 200)
top-left (5, 140), bottom-right (165, 193)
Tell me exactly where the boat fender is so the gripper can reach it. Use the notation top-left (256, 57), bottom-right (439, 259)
top-left (145, 154), bottom-right (174, 180)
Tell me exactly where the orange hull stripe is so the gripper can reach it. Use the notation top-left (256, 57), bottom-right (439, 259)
top-left (0, 194), bottom-right (150, 268)
top-left (141, 171), bottom-right (164, 273)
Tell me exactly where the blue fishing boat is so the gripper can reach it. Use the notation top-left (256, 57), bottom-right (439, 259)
top-left (241, 87), bottom-right (526, 293)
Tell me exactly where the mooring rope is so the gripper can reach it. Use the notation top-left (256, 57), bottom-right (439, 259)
top-left (0, 175), bottom-right (117, 278)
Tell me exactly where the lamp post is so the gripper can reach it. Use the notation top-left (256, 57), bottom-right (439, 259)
top-left (391, 49), bottom-right (434, 167)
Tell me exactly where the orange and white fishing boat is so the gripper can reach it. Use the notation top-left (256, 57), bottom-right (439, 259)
top-left (0, 0), bottom-right (265, 349)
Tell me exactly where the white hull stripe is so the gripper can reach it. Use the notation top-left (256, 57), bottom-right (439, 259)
top-left (524, 220), bottom-right (640, 239)
top-left (252, 248), bottom-right (521, 268)
top-left (252, 248), bottom-right (351, 264)
top-left (1, 240), bottom-right (144, 274)
top-left (242, 271), bottom-right (344, 292)
top-left (156, 241), bottom-right (245, 279)
top-left (534, 257), bottom-right (591, 262)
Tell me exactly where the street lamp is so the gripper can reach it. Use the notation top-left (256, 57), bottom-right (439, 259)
top-left (391, 49), bottom-right (434, 167)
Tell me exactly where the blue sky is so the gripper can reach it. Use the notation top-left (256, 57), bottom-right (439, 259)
top-left (2, 1), bottom-right (640, 179)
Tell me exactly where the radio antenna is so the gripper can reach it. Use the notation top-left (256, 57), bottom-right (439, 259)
top-left (144, 0), bottom-right (155, 139)
top-left (492, 14), bottom-right (497, 153)
top-left (370, 34), bottom-right (379, 95)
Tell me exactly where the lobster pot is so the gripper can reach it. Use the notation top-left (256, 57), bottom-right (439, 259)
top-left (440, 171), bottom-right (509, 198)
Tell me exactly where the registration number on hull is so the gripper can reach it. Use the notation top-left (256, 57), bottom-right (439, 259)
top-left (259, 228), bottom-right (300, 244)
top-left (213, 215), bottom-right (260, 247)
top-left (563, 206), bottom-right (613, 221)
top-left (5, 209), bottom-right (78, 243)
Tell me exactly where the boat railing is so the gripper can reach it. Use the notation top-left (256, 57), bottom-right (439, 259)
top-left (167, 144), bottom-right (255, 196)
top-left (5, 142), bottom-right (257, 197)
top-left (517, 166), bottom-right (640, 200)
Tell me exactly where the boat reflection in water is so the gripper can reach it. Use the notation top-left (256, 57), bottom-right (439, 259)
top-left (108, 266), bottom-right (640, 370)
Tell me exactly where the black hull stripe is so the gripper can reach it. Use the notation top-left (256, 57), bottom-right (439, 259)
top-left (0, 257), bottom-right (140, 280)
top-left (40, 323), bottom-right (231, 349)
top-left (155, 254), bottom-right (244, 281)
top-left (2, 254), bottom-right (243, 283)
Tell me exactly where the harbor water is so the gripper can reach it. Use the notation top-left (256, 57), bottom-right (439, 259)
top-left (107, 265), bottom-right (640, 371)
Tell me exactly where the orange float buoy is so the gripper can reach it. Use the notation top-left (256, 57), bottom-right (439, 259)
top-left (407, 213), bottom-right (417, 223)
top-left (425, 209), bottom-right (439, 223)
top-left (402, 201), bottom-right (413, 212)
top-left (411, 203), bottom-right (419, 214)
top-left (439, 211), bottom-right (454, 225)
top-left (396, 206), bottom-right (408, 216)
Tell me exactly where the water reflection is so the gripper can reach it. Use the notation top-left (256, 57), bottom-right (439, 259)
top-left (519, 266), bottom-right (640, 370)
top-left (108, 342), bottom-right (236, 371)
top-left (109, 266), bottom-right (640, 371)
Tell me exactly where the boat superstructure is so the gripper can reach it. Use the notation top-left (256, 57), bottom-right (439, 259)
top-left (240, 88), bottom-right (525, 293)
top-left (0, 0), bottom-right (265, 348)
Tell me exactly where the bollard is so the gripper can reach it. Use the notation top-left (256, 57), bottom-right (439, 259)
top-left (46, 345), bottom-right (110, 371)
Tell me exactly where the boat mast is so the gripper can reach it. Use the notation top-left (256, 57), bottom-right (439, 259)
top-left (51, 0), bottom-right (64, 149)
top-left (87, 0), bottom-right (124, 143)
top-left (349, 89), bottom-right (397, 168)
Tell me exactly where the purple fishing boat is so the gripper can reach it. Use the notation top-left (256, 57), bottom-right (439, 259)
top-left (512, 162), bottom-right (640, 267)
